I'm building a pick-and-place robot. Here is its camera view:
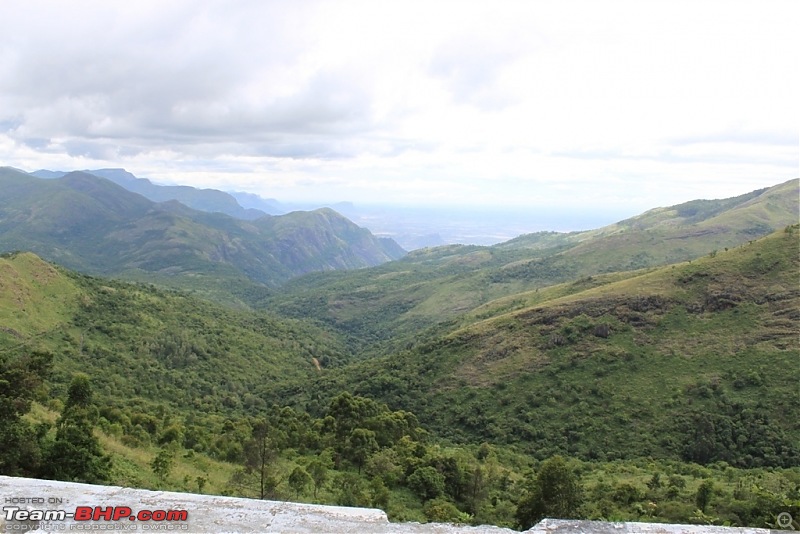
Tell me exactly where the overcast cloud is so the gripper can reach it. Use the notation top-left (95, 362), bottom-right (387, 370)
top-left (0, 0), bottom-right (797, 212)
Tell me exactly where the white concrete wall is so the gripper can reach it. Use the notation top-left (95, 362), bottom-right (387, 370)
top-left (1, 477), bottom-right (781, 534)
top-left (529, 519), bottom-right (778, 534)
top-left (0, 476), bottom-right (514, 533)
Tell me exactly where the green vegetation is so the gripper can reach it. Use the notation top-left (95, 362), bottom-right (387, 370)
top-left (42, 374), bottom-right (111, 483)
top-left (268, 179), bottom-right (799, 357)
top-left (0, 349), bottom-right (52, 476)
top-left (285, 230), bottom-right (799, 470)
top-left (0, 167), bottom-right (404, 304)
top-left (516, 456), bottom-right (583, 528)
top-left (0, 176), bottom-right (798, 529)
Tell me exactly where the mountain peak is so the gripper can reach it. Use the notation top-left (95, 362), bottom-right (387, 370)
top-left (0, 169), bottom-right (405, 294)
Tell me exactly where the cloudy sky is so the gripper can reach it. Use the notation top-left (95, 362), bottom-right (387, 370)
top-left (0, 0), bottom-right (797, 213)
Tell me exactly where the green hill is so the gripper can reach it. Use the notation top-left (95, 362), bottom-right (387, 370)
top-left (0, 167), bottom-right (404, 301)
top-left (298, 228), bottom-right (800, 467)
top-left (0, 251), bottom-right (339, 416)
top-left (0, 251), bottom-right (82, 337)
top-left (269, 179), bottom-right (799, 356)
top-left (2, 207), bottom-right (798, 527)
top-left (4, 173), bottom-right (794, 463)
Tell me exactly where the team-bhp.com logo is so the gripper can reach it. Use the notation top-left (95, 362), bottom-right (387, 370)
top-left (3, 505), bottom-right (188, 530)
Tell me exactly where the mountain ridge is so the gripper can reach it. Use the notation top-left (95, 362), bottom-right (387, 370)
top-left (0, 167), bottom-right (405, 297)
top-left (32, 168), bottom-right (276, 219)
top-left (268, 178), bottom-right (799, 356)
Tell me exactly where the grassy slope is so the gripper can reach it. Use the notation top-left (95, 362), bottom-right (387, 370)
top-left (0, 252), bottom-right (343, 415)
top-left (304, 228), bottom-right (800, 464)
top-left (0, 252), bottom-right (81, 337)
top-left (270, 179), bottom-right (799, 357)
top-left (489, 179), bottom-right (798, 283)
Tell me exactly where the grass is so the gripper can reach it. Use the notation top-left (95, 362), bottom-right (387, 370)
top-left (0, 252), bottom-right (80, 336)
top-left (100, 435), bottom-right (239, 495)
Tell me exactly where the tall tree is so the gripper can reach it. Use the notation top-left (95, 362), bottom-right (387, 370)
top-left (0, 350), bottom-right (52, 477)
top-left (308, 451), bottom-right (333, 499)
top-left (695, 480), bottom-right (714, 512)
top-left (244, 419), bottom-right (280, 499)
top-left (151, 448), bottom-right (174, 483)
top-left (516, 456), bottom-right (583, 529)
top-left (44, 374), bottom-right (111, 483)
top-left (345, 428), bottom-right (378, 474)
top-left (288, 466), bottom-right (312, 499)
top-left (407, 466), bottom-right (446, 502)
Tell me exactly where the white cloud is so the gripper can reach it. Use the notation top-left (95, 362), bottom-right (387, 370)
top-left (0, 0), bottom-right (797, 212)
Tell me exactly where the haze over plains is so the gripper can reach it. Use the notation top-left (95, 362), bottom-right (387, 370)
top-left (0, 1), bottom-right (797, 222)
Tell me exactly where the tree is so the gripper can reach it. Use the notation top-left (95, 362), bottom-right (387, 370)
top-left (465, 463), bottom-right (492, 515)
top-left (365, 448), bottom-right (404, 488)
top-left (345, 428), bottom-right (378, 473)
top-left (367, 410), bottom-right (420, 447)
top-left (407, 466), bottom-right (446, 502)
top-left (516, 456), bottom-right (583, 529)
top-left (0, 350), bottom-right (52, 477)
top-left (308, 451), bottom-right (332, 499)
top-left (64, 373), bottom-right (94, 411)
top-left (684, 413), bottom-right (718, 464)
top-left (44, 374), bottom-right (110, 484)
top-left (288, 466), bottom-right (311, 499)
top-left (328, 392), bottom-right (366, 440)
top-left (335, 472), bottom-right (370, 507)
top-left (647, 472), bottom-right (662, 490)
top-left (244, 420), bottom-right (280, 499)
top-left (369, 477), bottom-right (390, 510)
top-left (429, 454), bottom-right (468, 502)
top-left (151, 448), bottom-right (174, 483)
top-left (327, 393), bottom-right (383, 453)
top-left (695, 480), bottom-right (714, 512)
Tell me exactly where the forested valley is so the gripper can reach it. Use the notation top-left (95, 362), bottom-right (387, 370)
top-left (2, 179), bottom-right (799, 529)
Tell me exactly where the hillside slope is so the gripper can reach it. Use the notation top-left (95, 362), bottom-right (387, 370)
top-left (490, 179), bottom-right (798, 279)
top-left (271, 179), bottom-right (799, 355)
top-left (0, 252), bottom-right (341, 415)
top-left (0, 168), bottom-right (404, 295)
top-left (3, 248), bottom-right (797, 528)
top-left (300, 228), bottom-right (800, 466)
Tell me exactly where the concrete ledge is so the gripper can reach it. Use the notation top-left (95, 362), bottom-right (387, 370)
top-left (1, 477), bottom-right (785, 534)
top-left (0, 476), bottom-right (514, 533)
top-left (529, 519), bottom-right (780, 534)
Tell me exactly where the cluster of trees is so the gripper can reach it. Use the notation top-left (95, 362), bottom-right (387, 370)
top-left (4, 346), bottom-right (799, 529)
top-left (130, 391), bottom-right (800, 529)
top-left (0, 350), bottom-right (110, 483)
top-left (221, 393), bottom-right (518, 524)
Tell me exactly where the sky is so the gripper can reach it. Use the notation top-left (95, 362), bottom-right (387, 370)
top-left (0, 0), bottom-right (797, 214)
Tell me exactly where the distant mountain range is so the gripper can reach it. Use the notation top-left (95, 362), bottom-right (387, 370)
top-left (269, 178), bottom-right (799, 354)
top-left (0, 167), bottom-right (405, 298)
top-left (31, 168), bottom-right (284, 219)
